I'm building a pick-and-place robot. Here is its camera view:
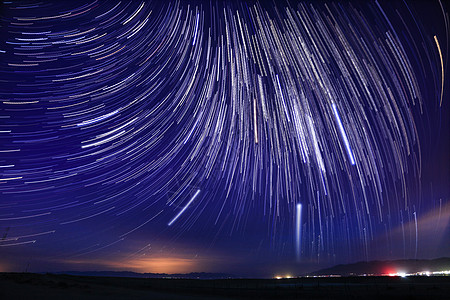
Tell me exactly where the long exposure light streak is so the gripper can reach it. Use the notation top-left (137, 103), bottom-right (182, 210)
top-left (295, 203), bottom-right (302, 262)
top-left (168, 190), bottom-right (201, 226)
top-left (434, 35), bottom-right (445, 106)
top-left (331, 103), bottom-right (356, 166)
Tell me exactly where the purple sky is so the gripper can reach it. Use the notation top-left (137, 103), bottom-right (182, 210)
top-left (0, 0), bottom-right (448, 277)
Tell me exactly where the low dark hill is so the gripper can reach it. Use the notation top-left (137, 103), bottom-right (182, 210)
top-left (311, 257), bottom-right (450, 276)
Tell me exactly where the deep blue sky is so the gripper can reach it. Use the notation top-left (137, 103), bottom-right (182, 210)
top-left (0, 0), bottom-right (448, 277)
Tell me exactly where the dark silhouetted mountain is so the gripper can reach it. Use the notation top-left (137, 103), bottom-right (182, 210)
top-left (310, 257), bottom-right (450, 276)
top-left (50, 271), bottom-right (237, 279)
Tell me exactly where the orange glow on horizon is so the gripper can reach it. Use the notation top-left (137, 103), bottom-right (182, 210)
top-left (59, 255), bottom-right (210, 274)
top-left (123, 257), bottom-right (200, 274)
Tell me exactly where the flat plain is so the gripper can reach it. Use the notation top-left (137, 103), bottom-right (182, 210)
top-left (0, 272), bottom-right (449, 299)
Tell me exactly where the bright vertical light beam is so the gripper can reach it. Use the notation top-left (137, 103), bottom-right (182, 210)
top-left (295, 203), bottom-right (302, 262)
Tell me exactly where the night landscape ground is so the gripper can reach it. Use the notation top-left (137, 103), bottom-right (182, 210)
top-left (1, 272), bottom-right (449, 300)
top-left (1, 258), bottom-right (450, 299)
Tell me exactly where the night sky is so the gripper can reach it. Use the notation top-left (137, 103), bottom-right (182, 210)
top-left (0, 0), bottom-right (449, 278)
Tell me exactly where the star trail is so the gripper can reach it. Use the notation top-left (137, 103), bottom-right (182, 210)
top-left (0, 1), bottom-right (448, 275)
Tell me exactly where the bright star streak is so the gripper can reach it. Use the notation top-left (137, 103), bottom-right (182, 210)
top-left (168, 190), bottom-right (200, 226)
top-left (193, 12), bottom-right (199, 46)
top-left (332, 103), bottom-right (356, 165)
top-left (434, 35), bottom-right (444, 106)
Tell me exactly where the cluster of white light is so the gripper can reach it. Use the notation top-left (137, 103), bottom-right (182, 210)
top-left (286, 270), bottom-right (450, 278)
top-left (274, 275), bottom-right (293, 279)
top-left (385, 270), bottom-right (449, 277)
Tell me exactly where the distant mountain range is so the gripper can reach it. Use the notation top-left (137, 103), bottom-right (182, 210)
top-left (47, 257), bottom-right (450, 279)
top-left (310, 257), bottom-right (450, 276)
top-left (49, 271), bottom-right (237, 279)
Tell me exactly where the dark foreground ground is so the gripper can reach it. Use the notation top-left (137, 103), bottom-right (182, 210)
top-left (0, 273), bottom-right (448, 300)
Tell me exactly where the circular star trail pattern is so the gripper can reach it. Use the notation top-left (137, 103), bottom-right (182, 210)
top-left (0, 1), bottom-right (446, 262)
